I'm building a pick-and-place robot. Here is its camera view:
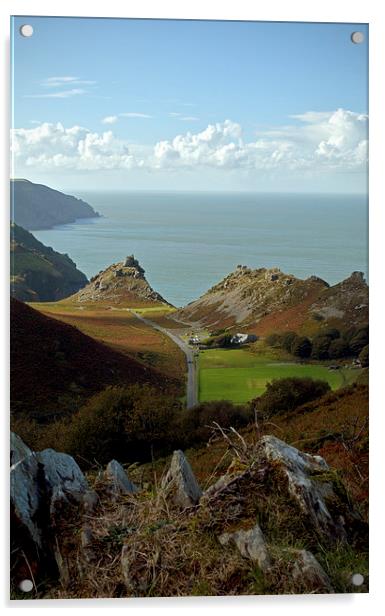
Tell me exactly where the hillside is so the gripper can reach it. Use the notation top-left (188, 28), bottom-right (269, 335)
top-left (175, 265), bottom-right (368, 334)
top-left (10, 298), bottom-right (173, 420)
top-left (11, 223), bottom-right (88, 301)
top-left (11, 179), bottom-right (99, 230)
top-left (70, 255), bottom-right (171, 307)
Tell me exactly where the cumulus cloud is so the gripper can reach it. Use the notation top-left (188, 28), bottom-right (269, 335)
top-left (11, 122), bottom-right (142, 171)
top-left (11, 109), bottom-right (367, 176)
top-left (153, 110), bottom-right (368, 171)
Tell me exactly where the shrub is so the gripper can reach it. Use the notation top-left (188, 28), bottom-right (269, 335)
top-left (291, 336), bottom-right (312, 358)
top-left (178, 400), bottom-right (253, 447)
top-left (311, 335), bottom-right (332, 360)
top-left (251, 377), bottom-right (331, 418)
top-left (349, 327), bottom-right (369, 356)
top-left (61, 385), bottom-right (181, 467)
top-left (359, 344), bottom-right (369, 368)
top-left (328, 338), bottom-right (350, 359)
top-left (321, 328), bottom-right (341, 340)
top-left (281, 331), bottom-right (297, 353)
top-left (266, 333), bottom-right (283, 347)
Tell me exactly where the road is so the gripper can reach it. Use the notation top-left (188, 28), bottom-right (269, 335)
top-left (130, 311), bottom-right (198, 409)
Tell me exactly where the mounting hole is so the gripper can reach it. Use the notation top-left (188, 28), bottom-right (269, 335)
top-left (351, 573), bottom-right (364, 586)
top-left (19, 579), bottom-right (33, 592)
top-left (20, 24), bottom-right (34, 38)
top-left (351, 31), bottom-right (364, 44)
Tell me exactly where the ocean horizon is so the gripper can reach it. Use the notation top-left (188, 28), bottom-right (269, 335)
top-left (33, 191), bottom-right (368, 307)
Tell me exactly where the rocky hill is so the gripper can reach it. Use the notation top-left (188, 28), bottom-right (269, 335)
top-left (10, 298), bottom-right (172, 419)
top-left (11, 223), bottom-right (88, 302)
top-left (71, 255), bottom-right (171, 307)
top-left (11, 179), bottom-right (99, 230)
top-left (175, 265), bottom-right (368, 334)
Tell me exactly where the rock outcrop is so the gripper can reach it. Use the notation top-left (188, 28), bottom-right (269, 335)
top-left (219, 523), bottom-right (271, 572)
top-left (104, 459), bottom-right (138, 498)
top-left (161, 450), bottom-right (202, 508)
top-left (10, 434), bottom-right (97, 585)
top-left (174, 265), bottom-right (368, 334)
top-left (71, 255), bottom-right (171, 306)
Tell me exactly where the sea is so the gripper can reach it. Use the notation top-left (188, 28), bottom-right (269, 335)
top-left (33, 191), bottom-right (368, 307)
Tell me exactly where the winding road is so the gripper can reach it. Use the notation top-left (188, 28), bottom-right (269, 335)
top-left (130, 311), bottom-right (198, 408)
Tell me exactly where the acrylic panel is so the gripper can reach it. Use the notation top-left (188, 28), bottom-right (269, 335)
top-left (10, 16), bottom-right (369, 599)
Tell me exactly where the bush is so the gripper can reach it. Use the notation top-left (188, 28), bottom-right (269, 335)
top-left (60, 385), bottom-right (181, 467)
top-left (321, 328), bottom-right (341, 340)
top-left (328, 338), bottom-right (350, 359)
top-left (266, 333), bottom-right (283, 347)
top-left (311, 335), bottom-right (332, 360)
top-left (359, 344), bottom-right (369, 368)
top-left (178, 400), bottom-right (253, 447)
top-left (281, 331), bottom-right (297, 353)
top-left (251, 377), bottom-right (331, 418)
top-left (291, 336), bottom-right (312, 358)
top-left (349, 326), bottom-right (369, 356)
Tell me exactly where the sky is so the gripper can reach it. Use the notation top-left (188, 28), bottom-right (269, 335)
top-left (11, 17), bottom-right (368, 192)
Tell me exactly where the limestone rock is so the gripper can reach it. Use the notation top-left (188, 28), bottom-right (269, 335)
top-left (219, 523), bottom-right (271, 572)
top-left (254, 435), bottom-right (347, 542)
top-left (10, 452), bottom-right (42, 547)
top-left (289, 549), bottom-right (334, 593)
top-left (10, 431), bottom-right (32, 465)
top-left (104, 459), bottom-right (138, 497)
top-left (161, 450), bottom-right (202, 508)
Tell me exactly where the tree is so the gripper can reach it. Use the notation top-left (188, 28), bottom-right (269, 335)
top-left (359, 344), bottom-right (369, 368)
top-left (311, 335), bottom-right (332, 360)
top-left (282, 331), bottom-right (297, 353)
top-left (321, 328), bottom-right (340, 340)
top-left (349, 326), bottom-right (369, 356)
top-left (328, 338), bottom-right (350, 359)
top-left (251, 377), bottom-right (330, 418)
top-left (291, 335), bottom-right (312, 358)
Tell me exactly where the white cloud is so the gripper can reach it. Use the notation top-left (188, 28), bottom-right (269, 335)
top-left (102, 115), bottom-right (118, 124)
top-left (153, 110), bottom-right (368, 171)
top-left (42, 76), bottom-right (97, 87)
top-left (11, 122), bottom-right (142, 171)
top-left (120, 112), bottom-right (153, 119)
top-left (25, 88), bottom-right (87, 99)
top-left (180, 116), bottom-right (200, 122)
top-left (11, 109), bottom-right (368, 177)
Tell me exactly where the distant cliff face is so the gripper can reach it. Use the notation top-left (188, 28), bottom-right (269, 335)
top-left (11, 179), bottom-right (99, 230)
top-left (71, 255), bottom-right (171, 307)
top-left (175, 265), bottom-right (368, 334)
top-left (11, 223), bottom-right (88, 302)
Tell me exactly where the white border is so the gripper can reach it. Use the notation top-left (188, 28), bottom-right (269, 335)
top-left (1, 1), bottom-right (385, 614)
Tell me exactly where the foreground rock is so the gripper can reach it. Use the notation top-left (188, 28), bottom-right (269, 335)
top-left (10, 434), bottom-right (97, 585)
top-left (10, 431), bottom-right (32, 465)
top-left (104, 459), bottom-right (138, 498)
top-left (288, 549), bottom-right (334, 593)
top-left (219, 523), bottom-right (271, 572)
top-left (254, 436), bottom-right (348, 543)
top-left (161, 450), bottom-right (202, 508)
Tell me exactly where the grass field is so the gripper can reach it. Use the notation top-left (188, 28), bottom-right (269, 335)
top-left (198, 348), bottom-right (362, 403)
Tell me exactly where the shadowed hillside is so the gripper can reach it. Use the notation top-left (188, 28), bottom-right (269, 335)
top-left (10, 298), bottom-right (174, 420)
top-left (11, 179), bottom-right (99, 230)
top-left (11, 223), bottom-right (88, 301)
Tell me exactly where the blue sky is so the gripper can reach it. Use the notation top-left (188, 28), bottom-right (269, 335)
top-left (11, 17), bottom-right (368, 192)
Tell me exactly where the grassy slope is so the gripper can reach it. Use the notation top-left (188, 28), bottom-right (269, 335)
top-left (198, 347), bottom-right (362, 404)
top-left (32, 301), bottom-right (186, 384)
top-left (11, 299), bottom-right (177, 420)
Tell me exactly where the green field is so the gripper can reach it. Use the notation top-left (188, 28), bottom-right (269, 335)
top-left (198, 348), bottom-right (361, 404)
